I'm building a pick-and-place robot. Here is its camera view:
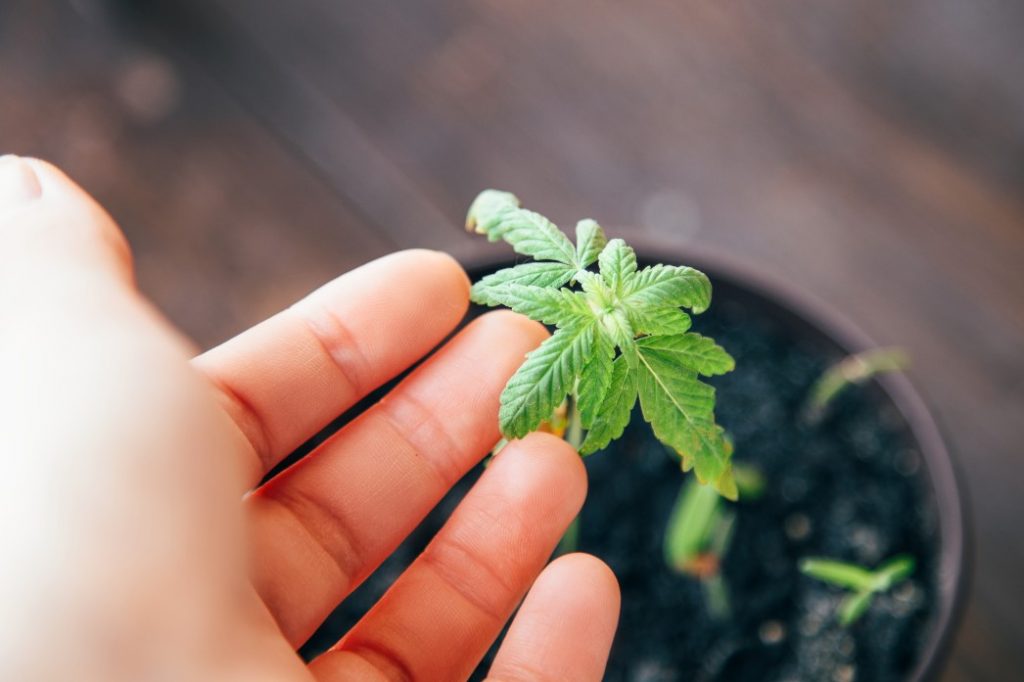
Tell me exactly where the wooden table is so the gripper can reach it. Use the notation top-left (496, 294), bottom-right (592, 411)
top-left (2, 1), bottom-right (1022, 678)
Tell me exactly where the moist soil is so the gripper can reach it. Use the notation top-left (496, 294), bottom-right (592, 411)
top-left (300, 273), bottom-right (940, 681)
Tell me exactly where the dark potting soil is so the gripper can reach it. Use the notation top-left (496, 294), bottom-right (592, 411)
top-left (299, 276), bottom-right (940, 681)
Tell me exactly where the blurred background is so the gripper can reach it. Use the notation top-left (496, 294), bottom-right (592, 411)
top-left (2, 1), bottom-right (1022, 679)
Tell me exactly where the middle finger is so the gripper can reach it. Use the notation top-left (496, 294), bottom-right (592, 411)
top-left (246, 310), bottom-right (547, 646)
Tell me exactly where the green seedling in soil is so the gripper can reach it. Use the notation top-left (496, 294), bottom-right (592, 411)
top-left (466, 189), bottom-right (737, 498)
top-left (803, 347), bottom-right (910, 424)
top-left (664, 464), bottom-right (764, 618)
top-left (799, 554), bottom-right (916, 626)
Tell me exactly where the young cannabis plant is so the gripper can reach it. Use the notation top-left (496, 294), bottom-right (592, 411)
top-left (664, 463), bottom-right (763, 577)
top-left (467, 190), bottom-right (737, 498)
top-left (803, 347), bottom-right (910, 424)
top-left (799, 554), bottom-right (916, 626)
top-left (664, 464), bottom-right (764, 618)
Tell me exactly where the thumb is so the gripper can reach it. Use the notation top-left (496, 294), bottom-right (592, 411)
top-left (0, 155), bottom-right (135, 312)
top-left (0, 157), bottom-right (254, 679)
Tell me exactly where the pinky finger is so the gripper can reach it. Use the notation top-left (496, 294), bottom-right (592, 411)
top-left (487, 553), bottom-right (621, 682)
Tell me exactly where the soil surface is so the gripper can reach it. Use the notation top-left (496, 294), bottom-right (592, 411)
top-left (299, 276), bottom-right (939, 681)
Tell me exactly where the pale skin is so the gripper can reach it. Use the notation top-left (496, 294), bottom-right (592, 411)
top-left (0, 156), bottom-right (620, 681)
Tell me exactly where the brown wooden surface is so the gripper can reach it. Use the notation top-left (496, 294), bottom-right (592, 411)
top-left (2, 1), bottom-right (1023, 679)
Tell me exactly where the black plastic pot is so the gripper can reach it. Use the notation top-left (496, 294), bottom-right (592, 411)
top-left (304, 243), bottom-right (968, 681)
top-left (671, 245), bottom-right (968, 682)
top-left (465, 243), bottom-right (967, 681)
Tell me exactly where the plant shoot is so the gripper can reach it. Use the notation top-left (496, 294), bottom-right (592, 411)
top-left (467, 190), bottom-right (737, 498)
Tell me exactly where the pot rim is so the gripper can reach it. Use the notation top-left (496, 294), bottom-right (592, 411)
top-left (460, 238), bottom-right (969, 681)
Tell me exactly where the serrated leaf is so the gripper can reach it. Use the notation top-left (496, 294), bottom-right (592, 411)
top-left (577, 330), bottom-right (615, 427)
top-left (466, 189), bottom-right (519, 238)
top-left (476, 284), bottom-right (592, 327)
top-left (467, 190), bottom-right (733, 479)
top-left (598, 239), bottom-right (638, 293)
top-left (623, 264), bottom-right (711, 314)
top-left (471, 262), bottom-right (576, 306)
top-left (500, 322), bottom-right (595, 439)
top-left (574, 219), bottom-right (607, 269)
top-left (627, 307), bottom-right (692, 336)
top-left (580, 356), bottom-right (638, 454)
top-left (466, 191), bottom-right (576, 265)
top-left (635, 344), bottom-right (735, 498)
top-left (575, 269), bottom-right (607, 298)
top-left (636, 333), bottom-right (735, 376)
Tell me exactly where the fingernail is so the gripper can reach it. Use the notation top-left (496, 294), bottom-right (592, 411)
top-left (0, 155), bottom-right (43, 206)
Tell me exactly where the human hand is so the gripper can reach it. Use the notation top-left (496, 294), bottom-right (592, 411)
top-left (0, 156), bottom-right (620, 681)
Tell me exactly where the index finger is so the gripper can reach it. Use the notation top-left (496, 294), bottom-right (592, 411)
top-left (192, 249), bottom-right (470, 485)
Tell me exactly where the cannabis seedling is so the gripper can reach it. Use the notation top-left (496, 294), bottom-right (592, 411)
top-left (664, 464), bottom-right (764, 618)
top-left (665, 463), bottom-right (764, 575)
top-left (803, 347), bottom-right (910, 424)
top-left (467, 190), bottom-right (737, 498)
top-left (799, 554), bottom-right (916, 626)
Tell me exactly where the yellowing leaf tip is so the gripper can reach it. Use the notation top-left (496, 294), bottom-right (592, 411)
top-left (466, 189), bottom-right (520, 232)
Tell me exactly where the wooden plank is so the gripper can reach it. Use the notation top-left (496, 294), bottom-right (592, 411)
top-left (0, 0), bottom-right (392, 347)
top-left (123, 0), bottom-right (472, 252)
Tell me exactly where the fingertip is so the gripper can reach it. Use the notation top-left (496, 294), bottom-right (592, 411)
top-left (1, 157), bottom-right (134, 283)
top-left (19, 157), bottom-right (92, 204)
top-left (0, 155), bottom-right (43, 206)
top-left (489, 552), bottom-right (620, 681)
top-left (545, 553), bottom-right (621, 613)
top-left (498, 432), bottom-right (588, 514)
top-left (405, 248), bottom-right (472, 301)
top-left (20, 156), bottom-right (69, 182)
top-left (475, 308), bottom-right (550, 348)
top-left (378, 248), bottom-right (471, 311)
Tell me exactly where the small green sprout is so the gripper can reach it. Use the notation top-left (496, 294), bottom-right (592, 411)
top-left (664, 464), bottom-right (763, 618)
top-left (467, 190), bottom-right (737, 498)
top-left (664, 463), bottom-right (763, 575)
top-left (803, 347), bottom-right (910, 424)
top-left (799, 554), bottom-right (916, 625)
top-left (665, 476), bottom-right (734, 578)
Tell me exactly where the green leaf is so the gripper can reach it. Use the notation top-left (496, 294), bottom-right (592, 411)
top-left (627, 307), bottom-right (692, 336)
top-left (872, 554), bottom-right (915, 591)
top-left (801, 554), bottom-right (915, 627)
top-left (500, 322), bottom-right (595, 439)
top-left (598, 239), bottom-right (638, 293)
top-left (466, 189), bottom-right (519, 238)
top-left (732, 464), bottom-right (766, 500)
top-left (467, 190), bottom-right (734, 485)
top-left (574, 219), bottom-right (607, 269)
top-left (474, 284), bottom-right (592, 328)
top-left (636, 333), bottom-right (735, 376)
top-left (471, 262), bottom-right (576, 306)
top-left (577, 330), bottom-right (615, 428)
top-left (665, 476), bottom-right (724, 570)
top-left (466, 190), bottom-right (576, 265)
top-left (804, 347), bottom-right (911, 423)
top-left (799, 558), bottom-right (876, 592)
top-left (635, 344), bottom-right (735, 498)
top-left (580, 355), bottom-right (638, 454)
top-left (623, 264), bottom-right (712, 313)
top-left (839, 590), bottom-right (875, 626)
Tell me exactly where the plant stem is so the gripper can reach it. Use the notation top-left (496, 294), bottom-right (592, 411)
top-left (703, 574), bottom-right (732, 620)
top-left (556, 397), bottom-right (584, 556)
top-left (566, 397), bottom-right (584, 451)
top-left (558, 515), bottom-right (580, 556)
